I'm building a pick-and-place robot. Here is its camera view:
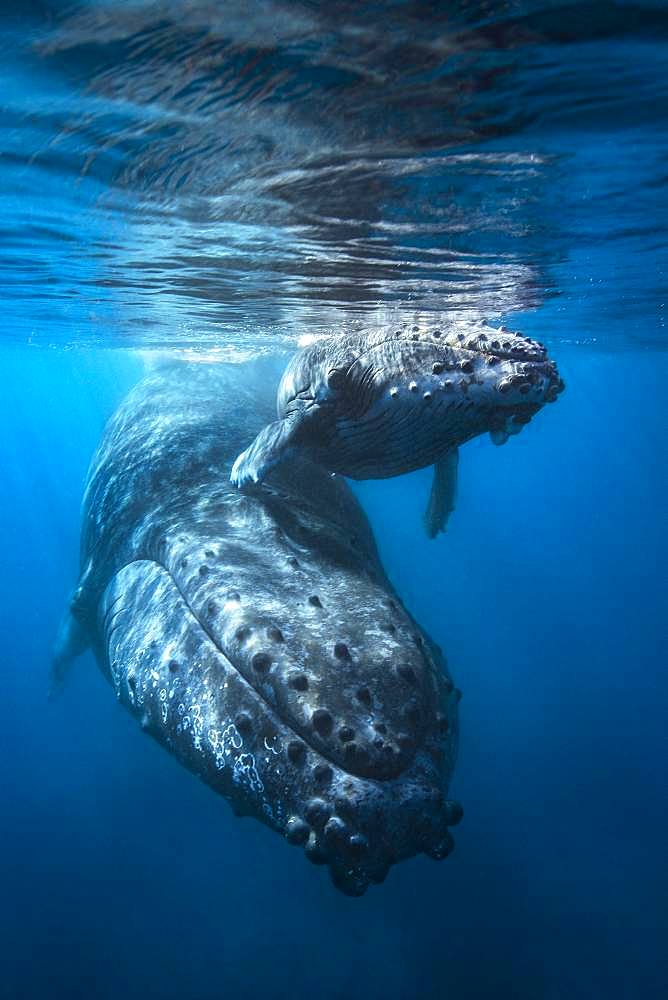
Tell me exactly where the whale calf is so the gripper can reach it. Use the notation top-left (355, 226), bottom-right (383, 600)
top-left (55, 362), bottom-right (461, 896)
top-left (231, 323), bottom-right (564, 535)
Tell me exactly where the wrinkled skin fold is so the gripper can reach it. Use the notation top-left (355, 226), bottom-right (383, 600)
top-left (59, 362), bottom-right (461, 896)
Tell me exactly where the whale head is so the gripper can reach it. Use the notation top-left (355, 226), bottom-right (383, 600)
top-left (277, 324), bottom-right (564, 477)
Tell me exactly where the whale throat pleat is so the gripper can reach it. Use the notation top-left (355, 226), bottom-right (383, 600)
top-left (334, 397), bottom-right (459, 479)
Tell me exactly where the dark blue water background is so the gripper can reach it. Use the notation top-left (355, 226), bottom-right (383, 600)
top-left (1, 3), bottom-right (666, 998)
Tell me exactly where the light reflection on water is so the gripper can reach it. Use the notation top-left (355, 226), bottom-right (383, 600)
top-left (0, 1), bottom-right (666, 349)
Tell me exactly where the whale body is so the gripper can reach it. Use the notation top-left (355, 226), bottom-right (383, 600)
top-left (56, 362), bottom-right (461, 895)
top-left (231, 323), bottom-right (564, 536)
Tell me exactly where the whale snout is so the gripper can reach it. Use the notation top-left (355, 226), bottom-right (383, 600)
top-left (436, 324), bottom-right (564, 402)
top-left (452, 324), bottom-right (548, 362)
top-left (488, 354), bottom-right (564, 408)
top-left (442, 327), bottom-right (564, 445)
top-left (393, 323), bottom-right (565, 434)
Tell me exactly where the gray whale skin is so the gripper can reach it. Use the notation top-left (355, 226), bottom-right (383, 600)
top-left (57, 362), bottom-right (461, 896)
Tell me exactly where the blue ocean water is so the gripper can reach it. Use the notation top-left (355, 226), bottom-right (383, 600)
top-left (1, 3), bottom-right (666, 998)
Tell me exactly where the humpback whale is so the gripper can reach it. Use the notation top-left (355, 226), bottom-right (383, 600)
top-left (231, 323), bottom-right (564, 536)
top-left (55, 362), bottom-right (461, 896)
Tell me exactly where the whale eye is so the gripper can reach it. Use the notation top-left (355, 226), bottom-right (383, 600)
top-left (327, 368), bottom-right (346, 391)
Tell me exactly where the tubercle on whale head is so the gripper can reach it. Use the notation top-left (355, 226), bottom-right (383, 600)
top-left (370, 324), bottom-right (565, 415)
top-left (279, 323), bottom-right (565, 436)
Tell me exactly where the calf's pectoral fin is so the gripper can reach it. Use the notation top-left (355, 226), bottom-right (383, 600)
top-left (230, 414), bottom-right (303, 487)
top-left (230, 405), bottom-right (333, 488)
top-left (423, 448), bottom-right (459, 539)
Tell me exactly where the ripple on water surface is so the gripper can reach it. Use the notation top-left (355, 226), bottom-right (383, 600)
top-left (0, 1), bottom-right (666, 350)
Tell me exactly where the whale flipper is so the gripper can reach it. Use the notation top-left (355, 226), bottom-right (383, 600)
top-left (424, 448), bottom-right (459, 539)
top-left (230, 415), bottom-right (300, 487)
top-left (231, 404), bottom-right (334, 487)
top-left (49, 608), bottom-right (89, 700)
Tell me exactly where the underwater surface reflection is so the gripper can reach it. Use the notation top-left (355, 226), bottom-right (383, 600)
top-left (1, 0), bottom-right (666, 347)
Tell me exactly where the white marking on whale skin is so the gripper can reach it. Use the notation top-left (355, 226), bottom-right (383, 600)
top-left (160, 641), bottom-right (178, 668)
top-left (230, 450), bottom-right (261, 487)
top-left (209, 727), bottom-right (226, 770)
top-left (264, 734), bottom-right (283, 755)
top-left (223, 723), bottom-right (243, 751)
top-left (233, 753), bottom-right (264, 795)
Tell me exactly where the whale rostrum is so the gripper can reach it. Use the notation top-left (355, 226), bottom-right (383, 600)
top-left (231, 323), bottom-right (564, 536)
top-left (54, 362), bottom-right (462, 896)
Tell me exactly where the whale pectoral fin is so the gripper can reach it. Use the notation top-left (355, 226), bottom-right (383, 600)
top-left (230, 415), bottom-right (303, 488)
top-left (424, 448), bottom-right (459, 539)
top-left (231, 401), bottom-right (337, 488)
top-left (49, 608), bottom-right (89, 701)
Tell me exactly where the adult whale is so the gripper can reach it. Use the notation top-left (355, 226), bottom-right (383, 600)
top-left (54, 361), bottom-right (461, 896)
top-left (231, 323), bottom-right (564, 536)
